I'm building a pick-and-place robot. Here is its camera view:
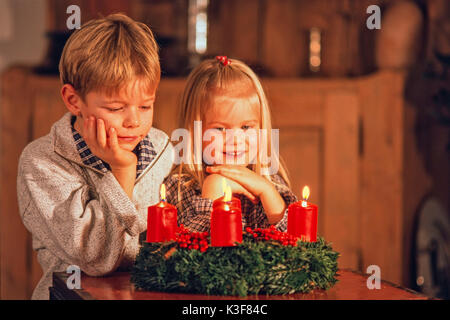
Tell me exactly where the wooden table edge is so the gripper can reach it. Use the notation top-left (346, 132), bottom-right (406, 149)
top-left (50, 269), bottom-right (435, 300)
top-left (338, 268), bottom-right (434, 299)
top-left (51, 272), bottom-right (95, 300)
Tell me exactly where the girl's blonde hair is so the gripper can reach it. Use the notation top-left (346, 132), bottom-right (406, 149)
top-left (175, 57), bottom-right (291, 189)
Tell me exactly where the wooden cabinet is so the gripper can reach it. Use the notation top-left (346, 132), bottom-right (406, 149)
top-left (0, 67), bottom-right (430, 298)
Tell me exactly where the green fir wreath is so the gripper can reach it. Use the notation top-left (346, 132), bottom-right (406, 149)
top-left (131, 226), bottom-right (339, 296)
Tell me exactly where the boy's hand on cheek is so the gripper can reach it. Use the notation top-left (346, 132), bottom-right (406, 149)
top-left (82, 116), bottom-right (137, 199)
top-left (83, 116), bottom-right (137, 169)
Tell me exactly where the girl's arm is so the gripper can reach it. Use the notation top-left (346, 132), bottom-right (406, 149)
top-left (258, 183), bottom-right (287, 224)
top-left (206, 166), bottom-right (297, 225)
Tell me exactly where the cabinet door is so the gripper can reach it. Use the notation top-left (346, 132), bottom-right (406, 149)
top-left (266, 80), bottom-right (360, 269)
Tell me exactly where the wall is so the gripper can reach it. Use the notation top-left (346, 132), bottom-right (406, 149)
top-left (0, 0), bottom-right (47, 300)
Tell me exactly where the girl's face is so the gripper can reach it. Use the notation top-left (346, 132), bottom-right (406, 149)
top-left (202, 95), bottom-right (260, 167)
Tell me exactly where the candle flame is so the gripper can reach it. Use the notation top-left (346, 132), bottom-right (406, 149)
top-left (160, 184), bottom-right (166, 201)
top-left (224, 185), bottom-right (232, 202)
top-left (222, 177), bottom-right (227, 195)
top-left (302, 186), bottom-right (310, 201)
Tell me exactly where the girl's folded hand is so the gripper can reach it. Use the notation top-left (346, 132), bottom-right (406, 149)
top-left (206, 165), bottom-right (274, 199)
top-left (202, 173), bottom-right (258, 203)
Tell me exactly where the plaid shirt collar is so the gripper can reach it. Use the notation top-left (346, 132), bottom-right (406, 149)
top-left (70, 116), bottom-right (157, 178)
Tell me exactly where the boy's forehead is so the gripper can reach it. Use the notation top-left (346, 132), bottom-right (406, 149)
top-left (93, 80), bottom-right (157, 101)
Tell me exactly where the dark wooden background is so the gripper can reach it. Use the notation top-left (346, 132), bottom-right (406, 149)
top-left (1, 0), bottom-right (448, 299)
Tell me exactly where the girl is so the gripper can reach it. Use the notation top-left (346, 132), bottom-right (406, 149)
top-left (164, 56), bottom-right (297, 232)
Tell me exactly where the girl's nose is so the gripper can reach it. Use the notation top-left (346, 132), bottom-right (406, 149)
top-left (224, 128), bottom-right (246, 144)
top-left (123, 108), bottom-right (140, 128)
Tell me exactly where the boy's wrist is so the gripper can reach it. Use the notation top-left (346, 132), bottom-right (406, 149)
top-left (110, 163), bottom-right (137, 172)
top-left (110, 164), bottom-right (137, 199)
top-left (111, 165), bottom-right (137, 182)
top-left (110, 157), bottom-right (138, 171)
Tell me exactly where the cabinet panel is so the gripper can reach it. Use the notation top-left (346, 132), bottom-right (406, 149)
top-left (278, 128), bottom-right (322, 219)
top-left (2, 68), bottom-right (413, 298)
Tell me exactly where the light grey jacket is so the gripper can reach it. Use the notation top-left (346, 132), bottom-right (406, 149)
top-left (17, 113), bottom-right (174, 299)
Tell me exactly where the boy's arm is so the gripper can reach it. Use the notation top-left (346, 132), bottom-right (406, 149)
top-left (111, 163), bottom-right (137, 199)
top-left (83, 117), bottom-right (138, 199)
top-left (17, 149), bottom-right (145, 276)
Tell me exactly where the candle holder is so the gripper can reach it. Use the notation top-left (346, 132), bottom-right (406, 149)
top-left (146, 184), bottom-right (178, 243)
top-left (287, 186), bottom-right (318, 242)
top-left (210, 184), bottom-right (243, 247)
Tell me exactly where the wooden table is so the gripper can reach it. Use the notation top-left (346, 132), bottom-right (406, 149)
top-left (50, 269), bottom-right (432, 300)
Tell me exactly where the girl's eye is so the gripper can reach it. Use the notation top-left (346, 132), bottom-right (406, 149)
top-left (241, 125), bottom-right (252, 131)
top-left (140, 105), bottom-right (153, 110)
top-left (214, 127), bottom-right (225, 132)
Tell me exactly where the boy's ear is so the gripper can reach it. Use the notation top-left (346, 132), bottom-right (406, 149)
top-left (61, 84), bottom-right (84, 116)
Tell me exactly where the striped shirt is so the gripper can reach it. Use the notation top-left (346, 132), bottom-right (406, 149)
top-left (70, 116), bottom-right (157, 178)
top-left (163, 172), bottom-right (298, 232)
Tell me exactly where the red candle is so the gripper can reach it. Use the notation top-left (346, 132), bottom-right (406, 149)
top-left (287, 186), bottom-right (318, 242)
top-left (147, 184), bottom-right (178, 242)
top-left (210, 183), bottom-right (243, 247)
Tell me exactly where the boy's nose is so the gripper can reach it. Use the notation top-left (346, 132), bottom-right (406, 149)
top-left (123, 109), bottom-right (140, 128)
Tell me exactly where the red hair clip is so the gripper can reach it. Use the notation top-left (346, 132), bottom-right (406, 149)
top-left (216, 55), bottom-right (231, 66)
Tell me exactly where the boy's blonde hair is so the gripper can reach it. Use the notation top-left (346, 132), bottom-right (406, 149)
top-left (59, 13), bottom-right (160, 98)
top-left (175, 57), bottom-right (291, 188)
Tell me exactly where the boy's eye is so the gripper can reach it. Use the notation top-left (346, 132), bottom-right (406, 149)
top-left (107, 107), bottom-right (123, 112)
top-left (241, 125), bottom-right (252, 130)
top-left (140, 105), bottom-right (153, 110)
top-left (214, 127), bottom-right (225, 132)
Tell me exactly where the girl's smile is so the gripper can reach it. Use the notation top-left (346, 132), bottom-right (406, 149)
top-left (202, 94), bottom-right (260, 166)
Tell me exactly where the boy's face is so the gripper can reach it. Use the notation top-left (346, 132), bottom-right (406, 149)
top-left (75, 79), bottom-right (156, 152)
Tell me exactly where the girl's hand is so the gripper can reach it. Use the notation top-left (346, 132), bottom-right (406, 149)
top-left (206, 165), bottom-right (286, 224)
top-left (206, 165), bottom-right (274, 198)
top-left (202, 173), bottom-right (258, 203)
top-left (82, 116), bottom-right (137, 169)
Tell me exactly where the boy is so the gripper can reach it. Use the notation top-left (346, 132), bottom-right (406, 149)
top-left (16, 14), bottom-right (173, 299)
